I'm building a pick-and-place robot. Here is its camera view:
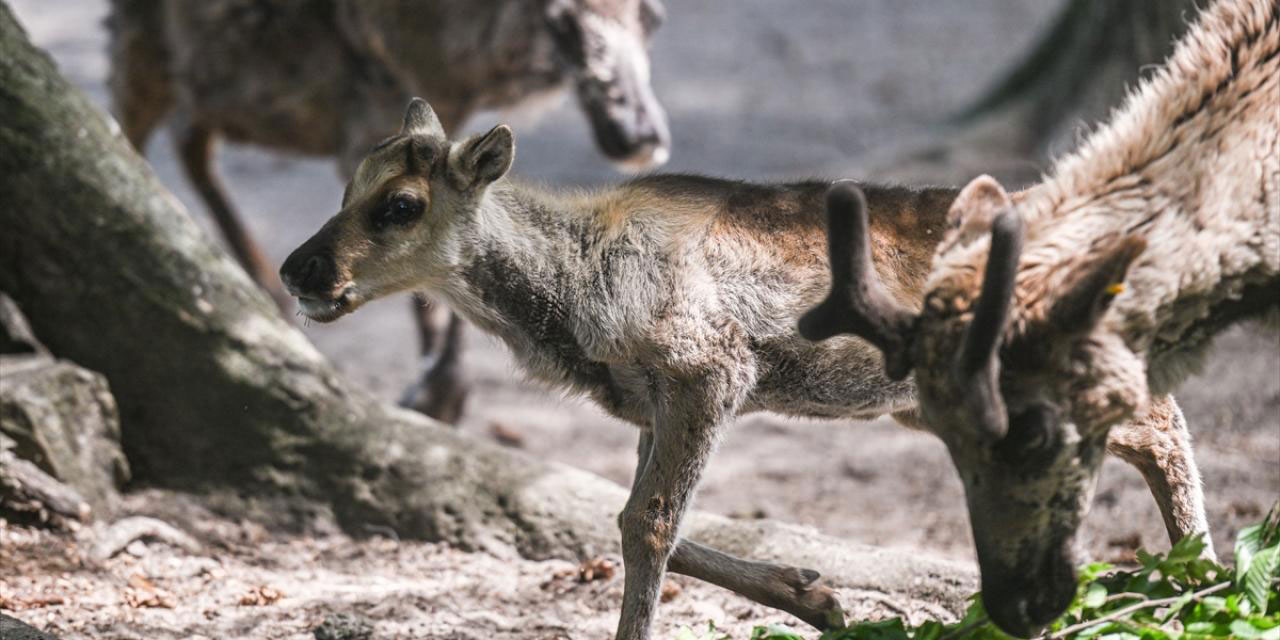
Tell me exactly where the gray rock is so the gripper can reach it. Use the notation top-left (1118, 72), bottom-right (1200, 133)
top-left (0, 432), bottom-right (91, 528)
top-left (313, 613), bottom-right (375, 640)
top-left (0, 292), bottom-right (44, 355)
top-left (0, 355), bottom-right (130, 516)
top-left (0, 613), bottom-right (60, 640)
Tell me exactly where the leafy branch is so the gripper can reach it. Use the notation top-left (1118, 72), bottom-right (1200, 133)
top-left (678, 501), bottom-right (1280, 640)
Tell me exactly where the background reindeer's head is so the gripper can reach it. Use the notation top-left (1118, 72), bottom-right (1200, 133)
top-left (280, 99), bottom-right (514, 323)
top-left (801, 180), bottom-right (1148, 637)
top-left (544, 0), bottom-right (670, 170)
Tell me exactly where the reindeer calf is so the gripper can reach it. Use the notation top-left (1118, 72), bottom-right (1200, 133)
top-left (803, 0), bottom-right (1276, 635)
top-left (281, 99), bottom-right (1214, 640)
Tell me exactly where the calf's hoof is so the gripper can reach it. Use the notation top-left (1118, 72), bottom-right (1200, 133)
top-left (776, 567), bottom-right (846, 630)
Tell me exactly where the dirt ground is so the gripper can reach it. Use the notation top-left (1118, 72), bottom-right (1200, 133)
top-left (4, 0), bottom-right (1279, 638)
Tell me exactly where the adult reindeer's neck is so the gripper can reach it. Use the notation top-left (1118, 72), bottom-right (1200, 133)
top-left (1024, 0), bottom-right (1277, 224)
top-left (1013, 0), bottom-right (1279, 389)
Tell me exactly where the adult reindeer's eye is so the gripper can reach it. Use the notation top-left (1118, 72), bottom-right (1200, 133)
top-left (371, 194), bottom-right (424, 231)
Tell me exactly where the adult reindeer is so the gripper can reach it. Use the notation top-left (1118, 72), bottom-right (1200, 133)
top-left (802, 0), bottom-right (1277, 634)
top-left (107, 0), bottom-right (670, 422)
top-left (281, 95), bottom-right (1215, 639)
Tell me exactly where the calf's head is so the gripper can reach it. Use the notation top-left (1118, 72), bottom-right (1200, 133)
top-left (545, 0), bottom-right (671, 170)
top-left (280, 98), bottom-right (514, 322)
top-left (800, 179), bottom-right (1148, 637)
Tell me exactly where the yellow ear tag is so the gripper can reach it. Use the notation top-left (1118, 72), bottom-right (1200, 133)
top-left (1105, 283), bottom-right (1126, 295)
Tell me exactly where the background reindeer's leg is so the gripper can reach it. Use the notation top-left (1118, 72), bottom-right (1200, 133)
top-left (174, 120), bottom-right (293, 313)
top-left (107, 0), bottom-right (172, 154)
top-left (400, 298), bottom-right (469, 424)
top-left (1107, 394), bottom-right (1213, 558)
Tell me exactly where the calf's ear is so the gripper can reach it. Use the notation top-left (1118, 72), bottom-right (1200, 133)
top-left (449, 125), bottom-right (515, 190)
top-left (401, 97), bottom-right (446, 139)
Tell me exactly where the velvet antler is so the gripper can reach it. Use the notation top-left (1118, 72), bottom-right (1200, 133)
top-left (799, 183), bottom-right (916, 380)
top-left (954, 210), bottom-right (1025, 440)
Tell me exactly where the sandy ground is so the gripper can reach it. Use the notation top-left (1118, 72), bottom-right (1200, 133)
top-left (4, 0), bottom-right (1279, 638)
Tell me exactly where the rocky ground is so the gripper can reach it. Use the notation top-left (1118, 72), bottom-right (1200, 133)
top-left (3, 0), bottom-right (1278, 638)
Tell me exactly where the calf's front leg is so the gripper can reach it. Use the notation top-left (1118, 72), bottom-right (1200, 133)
top-left (615, 362), bottom-right (748, 640)
top-left (630, 430), bottom-right (845, 630)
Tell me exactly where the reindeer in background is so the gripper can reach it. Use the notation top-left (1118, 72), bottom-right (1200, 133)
top-left (107, 0), bottom-right (670, 422)
top-left (280, 95), bottom-right (1216, 639)
top-left (802, 0), bottom-right (1277, 634)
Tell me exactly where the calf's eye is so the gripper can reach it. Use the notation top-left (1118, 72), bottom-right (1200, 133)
top-left (372, 195), bottom-right (424, 230)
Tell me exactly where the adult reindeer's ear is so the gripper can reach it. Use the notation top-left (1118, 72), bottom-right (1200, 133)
top-left (799, 183), bottom-right (918, 380)
top-left (1047, 235), bottom-right (1147, 335)
top-left (401, 97), bottom-right (446, 139)
top-left (449, 125), bottom-right (515, 190)
top-left (950, 175), bottom-right (1012, 236)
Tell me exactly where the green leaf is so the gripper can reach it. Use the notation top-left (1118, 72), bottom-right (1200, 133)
top-left (1231, 619), bottom-right (1266, 639)
top-left (1199, 595), bottom-right (1228, 617)
top-left (1166, 534), bottom-right (1207, 565)
top-left (1238, 523), bottom-right (1266, 583)
top-left (1185, 620), bottom-right (1231, 635)
top-left (911, 621), bottom-right (943, 640)
top-left (1243, 546), bottom-right (1280, 614)
top-left (752, 624), bottom-right (805, 640)
top-left (1084, 582), bottom-right (1109, 609)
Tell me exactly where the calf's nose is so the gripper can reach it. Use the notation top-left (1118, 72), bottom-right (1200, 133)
top-left (279, 250), bottom-right (336, 297)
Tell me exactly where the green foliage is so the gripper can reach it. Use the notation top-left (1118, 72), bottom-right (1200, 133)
top-left (677, 505), bottom-right (1280, 640)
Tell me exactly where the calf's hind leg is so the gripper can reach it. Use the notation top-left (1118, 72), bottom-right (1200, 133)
top-left (630, 430), bottom-right (845, 630)
top-left (1106, 394), bottom-right (1213, 558)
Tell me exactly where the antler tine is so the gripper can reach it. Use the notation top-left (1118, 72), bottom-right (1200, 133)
top-left (799, 182), bottom-right (916, 380)
top-left (954, 210), bottom-right (1025, 440)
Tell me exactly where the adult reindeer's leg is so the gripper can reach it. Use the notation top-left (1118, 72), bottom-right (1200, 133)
top-left (400, 298), bottom-right (469, 423)
top-left (630, 430), bottom-right (844, 629)
top-left (1107, 394), bottom-right (1213, 558)
top-left (174, 121), bottom-right (293, 313)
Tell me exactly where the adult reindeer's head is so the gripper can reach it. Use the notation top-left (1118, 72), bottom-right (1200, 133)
top-left (544, 0), bottom-right (671, 170)
top-left (280, 99), bottom-right (514, 323)
top-left (800, 179), bottom-right (1148, 637)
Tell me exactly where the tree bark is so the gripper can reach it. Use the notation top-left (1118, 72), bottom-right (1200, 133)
top-left (0, 2), bottom-right (975, 613)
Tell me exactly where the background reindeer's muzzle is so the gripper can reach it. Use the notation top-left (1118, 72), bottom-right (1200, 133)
top-left (583, 88), bottom-right (671, 170)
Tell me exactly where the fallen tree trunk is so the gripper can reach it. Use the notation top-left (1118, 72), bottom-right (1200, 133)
top-left (0, 2), bottom-right (974, 613)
